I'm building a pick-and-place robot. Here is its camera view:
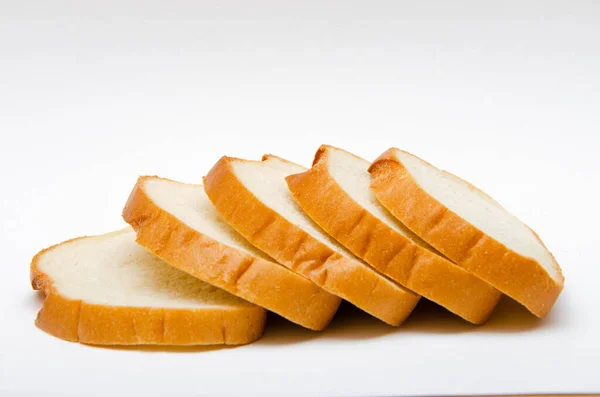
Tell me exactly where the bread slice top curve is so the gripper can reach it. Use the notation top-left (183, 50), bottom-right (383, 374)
top-left (123, 176), bottom-right (341, 331)
top-left (31, 228), bottom-right (266, 345)
top-left (286, 145), bottom-right (501, 324)
top-left (204, 155), bottom-right (420, 327)
top-left (369, 148), bottom-right (564, 317)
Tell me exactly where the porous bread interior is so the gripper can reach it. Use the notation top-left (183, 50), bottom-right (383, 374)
top-left (37, 229), bottom-right (252, 308)
top-left (394, 149), bottom-right (560, 280)
top-left (326, 148), bottom-right (431, 248)
top-left (232, 158), bottom-right (349, 254)
top-left (144, 178), bottom-right (270, 261)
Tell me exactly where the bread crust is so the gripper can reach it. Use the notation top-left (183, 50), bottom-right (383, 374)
top-left (30, 230), bottom-right (267, 345)
top-left (286, 145), bottom-right (502, 324)
top-left (204, 156), bottom-right (420, 326)
top-left (369, 148), bottom-right (564, 318)
top-left (122, 177), bottom-right (340, 331)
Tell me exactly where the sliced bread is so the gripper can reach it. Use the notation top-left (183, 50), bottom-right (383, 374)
top-left (369, 148), bottom-right (564, 317)
top-left (204, 155), bottom-right (421, 326)
top-left (122, 176), bottom-right (341, 331)
top-left (30, 228), bottom-right (266, 345)
top-left (286, 145), bottom-right (501, 324)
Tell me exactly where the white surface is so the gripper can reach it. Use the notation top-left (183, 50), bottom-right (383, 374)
top-left (1, 1), bottom-right (599, 396)
top-left (395, 149), bottom-right (561, 280)
top-left (36, 229), bottom-right (250, 308)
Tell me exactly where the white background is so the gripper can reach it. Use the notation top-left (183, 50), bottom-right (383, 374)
top-left (1, 1), bottom-right (599, 396)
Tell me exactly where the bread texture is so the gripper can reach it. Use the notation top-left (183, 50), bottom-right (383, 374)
top-left (122, 176), bottom-right (340, 331)
top-left (30, 229), bottom-right (267, 345)
top-left (286, 145), bottom-right (501, 324)
top-left (204, 155), bottom-right (420, 327)
top-left (369, 148), bottom-right (564, 318)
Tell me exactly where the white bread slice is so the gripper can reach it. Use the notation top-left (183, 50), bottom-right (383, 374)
top-left (286, 145), bottom-right (502, 324)
top-left (204, 155), bottom-right (421, 326)
top-left (30, 228), bottom-right (266, 345)
top-left (369, 148), bottom-right (565, 318)
top-left (122, 176), bottom-right (340, 331)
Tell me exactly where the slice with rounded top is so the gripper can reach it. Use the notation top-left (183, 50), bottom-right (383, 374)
top-left (369, 148), bottom-right (564, 318)
top-left (31, 228), bottom-right (266, 345)
top-left (204, 155), bottom-right (420, 326)
top-left (286, 145), bottom-right (501, 324)
top-left (122, 176), bottom-right (340, 331)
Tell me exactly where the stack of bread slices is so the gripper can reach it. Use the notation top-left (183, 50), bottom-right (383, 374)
top-left (31, 145), bottom-right (564, 346)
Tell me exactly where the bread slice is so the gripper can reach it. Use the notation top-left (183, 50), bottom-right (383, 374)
top-left (30, 228), bottom-right (266, 345)
top-left (286, 145), bottom-right (502, 324)
top-left (369, 148), bottom-right (564, 318)
top-left (122, 176), bottom-right (340, 331)
top-left (204, 155), bottom-right (421, 326)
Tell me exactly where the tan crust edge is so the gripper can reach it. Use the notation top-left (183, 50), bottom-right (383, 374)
top-left (204, 156), bottom-right (420, 327)
top-left (369, 148), bottom-right (564, 318)
top-left (30, 230), bottom-right (267, 345)
top-left (122, 177), bottom-right (339, 331)
top-left (286, 145), bottom-right (501, 324)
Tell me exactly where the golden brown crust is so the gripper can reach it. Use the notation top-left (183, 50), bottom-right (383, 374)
top-left (204, 156), bottom-right (420, 326)
top-left (369, 148), bottom-right (564, 318)
top-left (122, 177), bottom-right (340, 331)
top-left (30, 231), bottom-right (267, 345)
top-left (286, 145), bottom-right (502, 324)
